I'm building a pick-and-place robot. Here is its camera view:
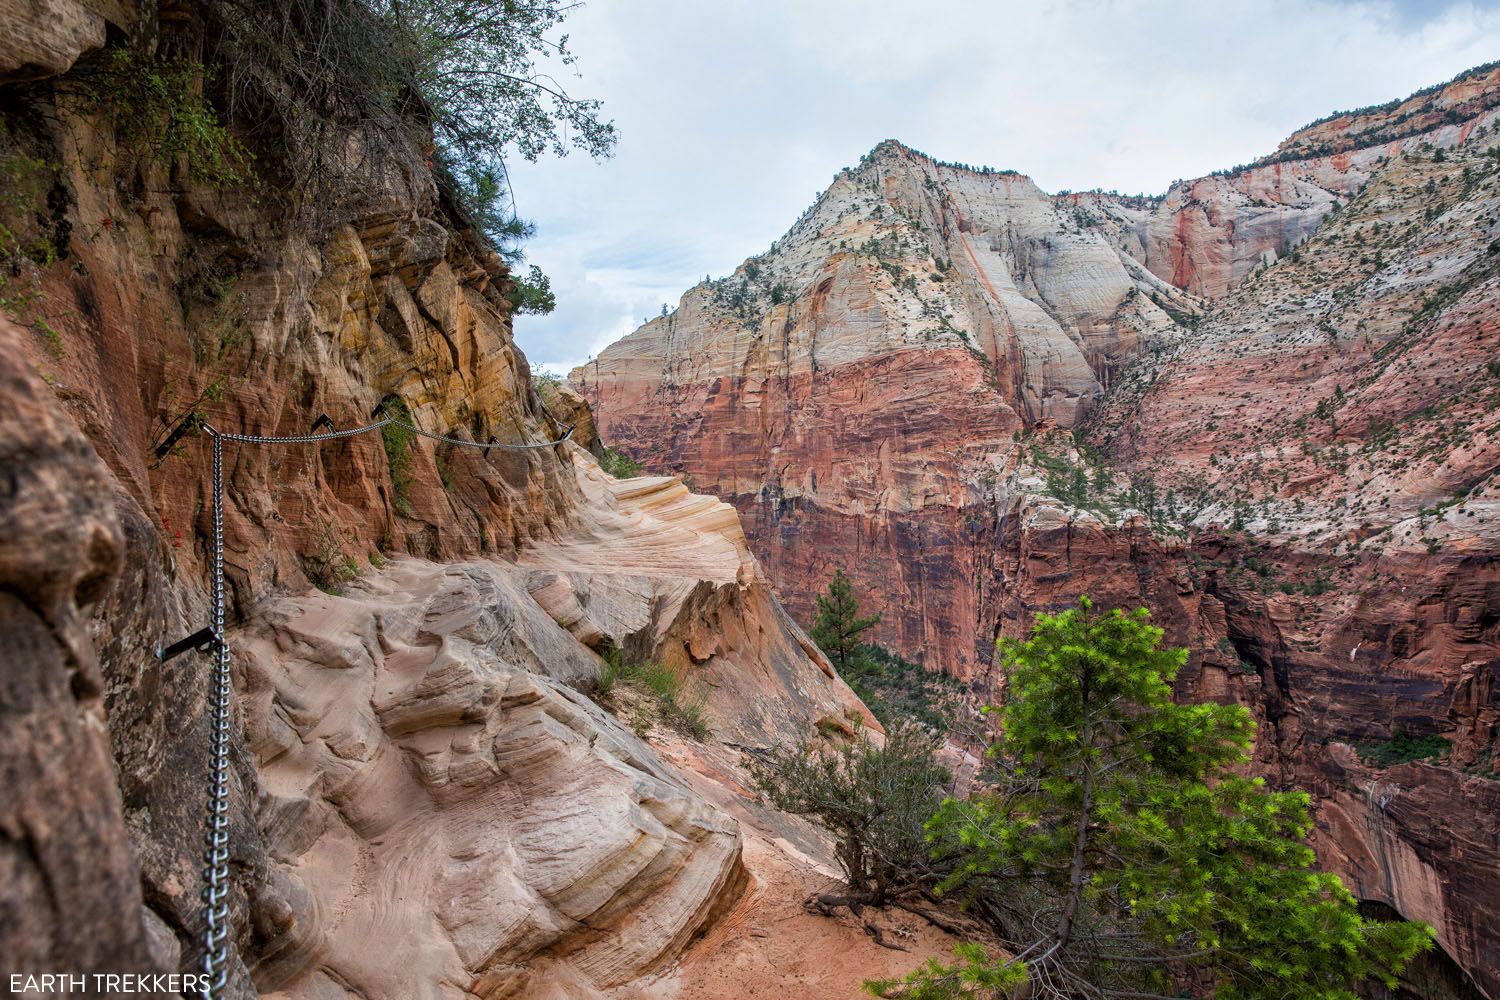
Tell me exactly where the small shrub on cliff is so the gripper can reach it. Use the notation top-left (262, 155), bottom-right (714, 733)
top-left (750, 720), bottom-right (952, 911)
top-left (595, 649), bottom-right (709, 739)
top-left (34, 318), bottom-right (64, 360)
top-left (599, 447), bottom-right (643, 478)
top-left (594, 654), bottom-right (620, 699)
top-left (150, 376), bottom-right (229, 459)
top-left (876, 599), bottom-right (1434, 1000)
top-left (75, 49), bottom-right (253, 185)
top-left (379, 398), bottom-right (417, 514)
top-left (306, 522), bottom-right (362, 594)
top-left (843, 645), bottom-right (969, 736)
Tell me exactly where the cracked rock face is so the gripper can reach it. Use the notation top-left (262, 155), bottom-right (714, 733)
top-left (241, 560), bottom-right (745, 999)
top-left (0, 318), bottom-right (155, 978)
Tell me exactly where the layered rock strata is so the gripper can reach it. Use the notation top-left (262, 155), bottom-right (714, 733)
top-left (577, 64), bottom-right (1500, 995)
top-left (579, 65), bottom-right (1500, 680)
top-left (243, 560), bottom-right (744, 999)
top-left (1090, 90), bottom-right (1500, 993)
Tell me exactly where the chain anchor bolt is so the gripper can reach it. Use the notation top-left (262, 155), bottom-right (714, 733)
top-left (156, 626), bottom-right (222, 662)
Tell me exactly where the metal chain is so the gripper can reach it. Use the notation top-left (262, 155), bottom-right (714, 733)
top-left (210, 418), bottom-right (392, 445)
top-left (212, 416), bottom-right (573, 450)
top-left (201, 430), bottom-right (231, 999)
top-left (399, 421), bottom-right (574, 450)
top-left (185, 411), bottom-right (570, 997)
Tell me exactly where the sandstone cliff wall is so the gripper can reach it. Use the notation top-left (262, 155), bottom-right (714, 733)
top-left (0, 7), bottom-right (869, 996)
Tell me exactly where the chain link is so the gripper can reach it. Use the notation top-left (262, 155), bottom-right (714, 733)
top-left (210, 418), bottom-right (392, 445)
top-left (187, 412), bottom-right (571, 997)
top-left (200, 431), bottom-right (231, 999)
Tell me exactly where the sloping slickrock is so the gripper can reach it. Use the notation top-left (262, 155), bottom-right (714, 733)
top-left (235, 446), bottom-right (870, 999)
top-left (523, 457), bottom-right (874, 744)
top-left (241, 559), bottom-right (745, 1000)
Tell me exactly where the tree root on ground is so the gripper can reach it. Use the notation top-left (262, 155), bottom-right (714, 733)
top-left (890, 898), bottom-right (987, 938)
top-left (802, 891), bottom-right (928, 951)
top-left (861, 919), bottom-right (911, 951)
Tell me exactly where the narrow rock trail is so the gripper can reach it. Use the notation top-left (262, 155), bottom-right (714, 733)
top-left (636, 737), bottom-right (971, 1000)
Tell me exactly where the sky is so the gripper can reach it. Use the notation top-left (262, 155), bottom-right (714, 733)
top-left (506, 0), bottom-right (1500, 375)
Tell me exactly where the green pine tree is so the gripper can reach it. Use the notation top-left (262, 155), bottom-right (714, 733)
top-left (872, 598), bottom-right (1433, 1000)
top-left (811, 569), bottom-right (881, 675)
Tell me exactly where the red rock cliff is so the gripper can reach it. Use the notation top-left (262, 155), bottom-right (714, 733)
top-left (576, 64), bottom-right (1500, 995)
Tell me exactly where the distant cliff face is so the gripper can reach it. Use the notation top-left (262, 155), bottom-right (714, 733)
top-left (573, 139), bottom-right (1196, 675)
top-left (577, 64), bottom-right (1500, 994)
top-left (575, 93), bottom-right (1483, 673)
top-left (1090, 79), bottom-right (1500, 992)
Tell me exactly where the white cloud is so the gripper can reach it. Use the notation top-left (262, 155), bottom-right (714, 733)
top-left (508, 0), bottom-right (1500, 371)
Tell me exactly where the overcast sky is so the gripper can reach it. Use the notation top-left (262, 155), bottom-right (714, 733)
top-left (506, 0), bottom-right (1500, 375)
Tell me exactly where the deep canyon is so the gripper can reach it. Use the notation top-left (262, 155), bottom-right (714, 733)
top-left (577, 65), bottom-right (1500, 996)
top-left (0, 1), bottom-right (1497, 998)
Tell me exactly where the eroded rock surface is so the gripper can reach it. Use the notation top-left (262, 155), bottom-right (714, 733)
top-left (0, 319), bottom-right (156, 979)
top-left (235, 449), bottom-right (871, 998)
top-left (241, 560), bottom-right (744, 1000)
top-left (524, 461), bottom-right (872, 744)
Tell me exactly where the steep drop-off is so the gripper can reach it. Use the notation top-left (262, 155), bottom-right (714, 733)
top-left (576, 64), bottom-right (1500, 995)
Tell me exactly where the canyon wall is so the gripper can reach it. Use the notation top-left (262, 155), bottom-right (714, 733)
top-left (0, 6), bottom-right (872, 997)
top-left (577, 64), bottom-right (1500, 994)
top-left (1090, 82), bottom-right (1500, 990)
top-left (573, 137), bottom-right (1193, 674)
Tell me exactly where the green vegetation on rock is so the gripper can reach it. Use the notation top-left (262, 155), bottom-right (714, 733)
top-left (1355, 727), bottom-right (1449, 768)
top-left (379, 398), bottom-right (417, 515)
top-left (595, 649), bottom-right (709, 739)
top-left (763, 595), bottom-right (1434, 1000)
top-left (599, 447), bottom-right (644, 478)
top-left (882, 598), bottom-right (1432, 1000)
top-left (750, 720), bottom-right (949, 914)
top-left (77, 49), bottom-right (253, 184)
top-left (811, 568), bottom-right (882, 676)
